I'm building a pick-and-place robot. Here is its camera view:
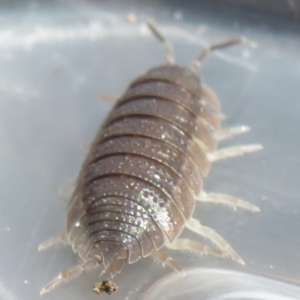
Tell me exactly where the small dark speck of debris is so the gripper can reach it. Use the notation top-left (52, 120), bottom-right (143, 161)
top-left (93, 280), bottom-right (118, 295)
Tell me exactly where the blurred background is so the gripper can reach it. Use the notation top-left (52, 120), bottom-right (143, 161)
top-left (0, 0), bottom-right (300, 299)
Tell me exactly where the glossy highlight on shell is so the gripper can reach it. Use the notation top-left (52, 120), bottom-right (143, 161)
top-left (38, 21), bottom-right (262, 296)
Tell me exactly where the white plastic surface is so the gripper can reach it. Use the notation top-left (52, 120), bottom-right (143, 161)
top-left (143, 269), bottom-right (300, 300)
top-left (0, 2), bottom-right (300, 300)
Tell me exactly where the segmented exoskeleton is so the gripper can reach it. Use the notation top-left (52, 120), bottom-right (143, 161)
top-left (38, 21), bottom-right (262, 295)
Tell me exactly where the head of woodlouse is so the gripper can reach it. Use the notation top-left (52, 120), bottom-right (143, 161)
top-left (137, 64), bottom-right (202, 96)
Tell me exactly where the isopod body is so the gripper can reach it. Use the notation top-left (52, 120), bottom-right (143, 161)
top-left (39, 22), bottom-right (262, 295)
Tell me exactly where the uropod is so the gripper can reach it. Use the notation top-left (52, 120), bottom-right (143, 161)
top-left (38, 21), bottom-right (262, 295)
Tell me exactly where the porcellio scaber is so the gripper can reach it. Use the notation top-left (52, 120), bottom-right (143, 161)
top-left (38, 21), bottom-right (263, 295)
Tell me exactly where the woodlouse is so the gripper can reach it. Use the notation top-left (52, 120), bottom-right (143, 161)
top-left (38, 21), bottom-right (263, 295)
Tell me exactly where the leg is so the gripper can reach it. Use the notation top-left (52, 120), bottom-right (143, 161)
top-left (202, 84), bottom-right (221, 112)
top-left (147, 20), bottom-right (175, 65)
top-left (185, 218), bottom-right (244, 265)
top-left (38, 233), bottom-right (68, 252)
top-left (166, 238), bottom-right (226, 259)
top-left (151, 250), bottom-right (182, 273)
top-left (40, 258), bottom-right (98, 295)
top-left (57, 186), bottom-right (75, 199)
top-left (196, 191), bottom-right (260, 212)
top-left (191, 37), bottom-right (257, 71)
top-left (80, 143), bottom-right (91, 152)
top-left (207, 144), bottom-right (263, 162)
top-left (213, 126), bottom-right (251, 141)
top-left (96, 94), bottom-right (120, 101)
top-left (107, 256), bottom-right (127, 278)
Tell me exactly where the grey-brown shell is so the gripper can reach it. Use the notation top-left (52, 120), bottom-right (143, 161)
top-left (66, 64), bottom-right (220, 276)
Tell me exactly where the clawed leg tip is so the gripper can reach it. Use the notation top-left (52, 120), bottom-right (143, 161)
top-left (252, 206), bottom-right (261, 213)
top-left (236, 257), bottom-right (245, 265)
top-left (222, 250), bottom-right (245, 266)
top-left (241, 37), bottom-right (257, 49)
top-left (39, 288), bottom-right (47, 296)
top-left (37, 245), bottom-right (44, 252)
top-left (255, 144), bottom-right (264, 151)
top-left (241, 125), bottom-right (251, 133)
top-left (249, 41), bottom-right (258, 49)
